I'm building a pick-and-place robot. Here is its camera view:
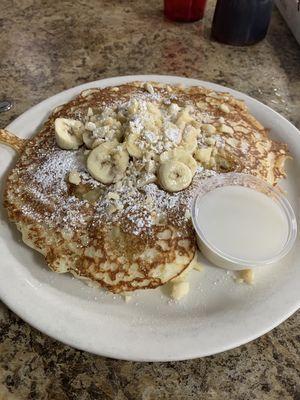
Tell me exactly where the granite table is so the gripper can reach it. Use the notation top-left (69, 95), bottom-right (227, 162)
top-left (0, 0), bottom-right (300, 399)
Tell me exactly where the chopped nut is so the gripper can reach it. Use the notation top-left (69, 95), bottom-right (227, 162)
top-left (81, 88), bottom-right (99, 97)
top-left (169, 103), bottom-right (181, 116)
top-left (147, 102), bottom-right (160, 116)
top-left (218, 117), bottom-right (225, 124)
top-left (220, 103), bottom-right (230, 113)
top-left (85, 121), bottom-right (96, 131)
top-left (87, 107), bottom-right (93, 117)
top-left (145, 83), bottom-right (155, 94)
top-left (220, 124), bottom-right (234, 134)
top-left (107, 192), bottom-right (120, 200)
top-left (202, 124), bottom-right (216, 135)
top-left (111, 87), bottom-right (119, 92)
top-left (68, 170), bottom-right (81, 185)
top-left (128, 98), bottom-right (139, 114)
top-left (184, 209), bottom-right (191, 219)
top-left (196, 101), bottom-right (207, 110)
top-left (235, 269), bottom-right (254, 284)
top-left (170, 281), bottom-right (190, 300)
top-left (242, 269), bottom-right (254, 284)
top-left (176, 107), bottom-right (193, 129)
top-left (205, 137), bottom-right (216, 146)
top-left (194, 147), bottom-right (213, 164)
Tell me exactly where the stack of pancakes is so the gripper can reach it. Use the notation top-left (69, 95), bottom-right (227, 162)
top-left (2, 82), bottom-right (288, 293)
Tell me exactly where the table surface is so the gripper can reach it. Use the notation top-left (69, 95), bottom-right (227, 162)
top-left (0, 1), bottom-right (300, 399)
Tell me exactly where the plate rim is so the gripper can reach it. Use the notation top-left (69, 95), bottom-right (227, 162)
top-left (1, 74), bottom-right (300, 361)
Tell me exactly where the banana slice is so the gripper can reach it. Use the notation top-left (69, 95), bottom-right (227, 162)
top-left (158, 160), bottom-right (192, 192)
top-left (175, 108), bottom-right (193, 129)
top-left (55, 118), bottom-right (84, 150)
top-left (160, 148), bottom-right (197, 175)
top-left (126, 133), bottom-right (143, 158)
top-left (87, 141), bottom-right (129, 184)
top-left (181, 127), bottom-right (199, 153)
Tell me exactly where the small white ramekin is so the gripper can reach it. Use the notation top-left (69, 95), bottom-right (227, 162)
top-left (191, 173), bottom-right (297, 271)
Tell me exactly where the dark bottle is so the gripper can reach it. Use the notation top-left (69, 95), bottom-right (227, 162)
top-left (212, 0), bottom-right (274, 46)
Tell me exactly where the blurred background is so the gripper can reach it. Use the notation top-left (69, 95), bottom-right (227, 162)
top-left (1, 0), bottom-right (299, 129)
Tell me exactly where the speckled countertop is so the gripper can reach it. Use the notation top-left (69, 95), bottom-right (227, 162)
top-left (0, 1), bottom-right (300, 399)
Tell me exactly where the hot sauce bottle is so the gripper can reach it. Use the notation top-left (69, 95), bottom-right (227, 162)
top-left (164, 0), bottom-right (208, 22)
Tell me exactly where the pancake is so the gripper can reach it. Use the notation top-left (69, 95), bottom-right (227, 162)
top-left (1, 81), bottom-right (289, 293)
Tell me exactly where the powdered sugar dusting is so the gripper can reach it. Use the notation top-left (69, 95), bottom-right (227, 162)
top-left (16, 146), bottom-right (100, 228)
top-left (10, 83), bottom-right (223, 235)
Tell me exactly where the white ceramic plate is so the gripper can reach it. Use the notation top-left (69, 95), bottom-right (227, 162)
top-left (0, 75), bottom-right (299, 361)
